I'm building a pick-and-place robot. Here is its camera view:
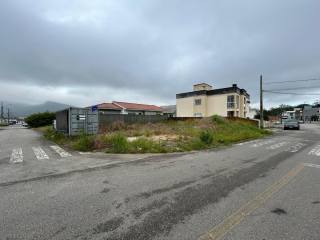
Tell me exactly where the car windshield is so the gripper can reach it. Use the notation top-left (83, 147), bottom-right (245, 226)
top-left (285, 119), bottom-right (297, 123)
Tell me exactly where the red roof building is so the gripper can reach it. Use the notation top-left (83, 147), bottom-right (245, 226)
top-left (92, 101), bottom-right (164, 115)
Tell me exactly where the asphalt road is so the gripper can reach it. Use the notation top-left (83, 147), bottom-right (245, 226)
top-left (0, 124), bottom-right (320, 240)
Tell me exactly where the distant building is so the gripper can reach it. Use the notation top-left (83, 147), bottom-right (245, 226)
top-left (247, 108), bottom-right (258, 119)
top-left (303, 106), bottom-right (320, 122)
top-left (283, 108), bottom-right (303, 121)
top-left (160, 105), bottom-right (176, 117)
top-left (176, 83), bottom-right (250, 118)
top-left (89, 101), bottom-right (164, 115)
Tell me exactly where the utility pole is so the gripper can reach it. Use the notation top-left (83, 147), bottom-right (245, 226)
top-left (0, 102), bottom-right (3, 120)
top-left (7, 108), bottom-right (10, 124)
top-left (260, 74), bottom-right (264, 129)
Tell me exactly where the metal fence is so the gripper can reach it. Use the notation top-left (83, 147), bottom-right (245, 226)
top-left (99, 114), bottom-right (168, 127)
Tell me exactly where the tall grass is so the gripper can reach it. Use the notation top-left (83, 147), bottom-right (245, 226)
top-left (41, 116), bottom-right (270, 154)
top-left (72, 133), bottom-right (95, 151)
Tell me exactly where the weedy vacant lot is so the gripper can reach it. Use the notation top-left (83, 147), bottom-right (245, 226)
top-left (42, 116), bottom-right (270, 153)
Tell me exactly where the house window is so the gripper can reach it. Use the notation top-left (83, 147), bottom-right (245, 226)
top-left (194, 99), bottom-right (202, 105)
top-left (227, 95), bottom-right (235, 109)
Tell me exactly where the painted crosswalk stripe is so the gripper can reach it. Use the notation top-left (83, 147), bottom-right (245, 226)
top-left (236, 139), bottom-right (260, 146)
top-left (32, 147), bottom-right (49, 160)
top-left (286, 143), bottom-right (306, 153)
top-left (304, 163), bottom-right (320, 169)
top-left (10, 148), bottom-right (23, 163)
top-left (266, 141), bottom-right (288, 150)
top-left (251, 139), bottom-right (276, 148)
top-left (50, 145), bottom-right (72, 158)
top-left (308, 145), bottom-right (320, 156)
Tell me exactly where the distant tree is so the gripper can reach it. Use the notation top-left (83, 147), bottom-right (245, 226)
top-left (25, 112), bottom-right (55, 128)
top-left (267, 104), bottom-right (294, 117)
top-left (254, 110), bottom-right (269, 121)
top-left (295, 103), bottom-right (310, 109)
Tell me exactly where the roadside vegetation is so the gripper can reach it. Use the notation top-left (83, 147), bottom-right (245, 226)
top-left (40, 115), bottom-right (270, 153)
top-left (25, 112), bottom-right (55, 128)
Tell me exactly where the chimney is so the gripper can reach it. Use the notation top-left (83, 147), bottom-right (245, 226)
top-left (232, 84), bottom-right (237, 88)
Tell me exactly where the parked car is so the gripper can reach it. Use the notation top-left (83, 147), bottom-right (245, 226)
top-left (284, 119), bottom-right (300, 130)
top-left (22, 122), bottom-right (29, 127)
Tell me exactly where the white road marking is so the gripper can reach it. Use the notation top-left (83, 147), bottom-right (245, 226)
top-left (286, 143), bottom-right (307, 153)
top-left (304, 163), bottom-right (320, 169)
top-left (10, 148), bottom-right (23, 163)
top-left (32, 147), bottom-right (49, 160)
top-left (308, 145), bottom-right (320, 156)
top-left (266, 141), bottom-right (288, 150)
top-left (78, 152), bottom-right (91, 155)
top-left (236, 139), bottom-right (260, 146)
top-left (251, 139), bottom-right (276, 148)
top-left (50, 145), bottom-right (72, 158)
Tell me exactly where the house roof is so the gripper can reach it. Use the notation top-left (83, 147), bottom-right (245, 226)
top-left (176, 84), bottom-right (250, 99)
top-left (113, 101), bottom-right (164, 112)
top-left (97, 103), bottom-right (122, 110)
top-left (94, 101), bottom-right (164, 112)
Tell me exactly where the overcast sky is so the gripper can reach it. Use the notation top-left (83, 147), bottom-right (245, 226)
top-left (0, 0), bottom-right (320, 108)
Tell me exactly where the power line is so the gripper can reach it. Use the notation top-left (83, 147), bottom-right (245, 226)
top-left (264, 77), bottom-right (320, 85)
top-left (264, 90), bottom-right (320, 96)
top-left (265, 85), bottom-right (320, 91)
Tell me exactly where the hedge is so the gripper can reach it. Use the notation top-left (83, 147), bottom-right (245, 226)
top-left (25, 112), bottom-right (55, 128)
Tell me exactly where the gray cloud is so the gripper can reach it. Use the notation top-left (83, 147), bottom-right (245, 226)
top-left (0, 0), bottom-right (320, 108)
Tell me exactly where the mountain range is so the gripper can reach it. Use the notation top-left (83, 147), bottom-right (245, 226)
top-left (1, 101), bottom-right (72, 117)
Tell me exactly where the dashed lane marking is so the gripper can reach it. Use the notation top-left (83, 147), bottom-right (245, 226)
top-left (32, 147), bottom-right (49, 160)
top-left (198, 163), bottom-right (305, 240)
top-left (10, 148), bottom-right (23, 163)
top-left (266, 141), bottom-right (289, 150)
top-left (50, 145), bottom-right (72, 158)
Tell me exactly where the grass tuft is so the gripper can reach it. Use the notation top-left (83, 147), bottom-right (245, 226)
top-left (199, 130), bottom-right (214, 145)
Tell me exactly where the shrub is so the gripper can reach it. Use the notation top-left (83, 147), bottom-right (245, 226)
top-left (177, 136), bottom-right (208, 151)
top-left (25, 112), bottom-right (55, 128)
top-left (211, 115), bottom-right (225, 125)
top-left (199, 130), bottom-right (214, 145)
top-left (105, 133), bottom-right (129, 153)
top-left (72, 133), bottom-right (95, 151)
top-left (43, 127), bottom-right (66, 144)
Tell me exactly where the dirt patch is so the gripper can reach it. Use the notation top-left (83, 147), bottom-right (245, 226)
top-left (150, 134), bottom-right (179, 141)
